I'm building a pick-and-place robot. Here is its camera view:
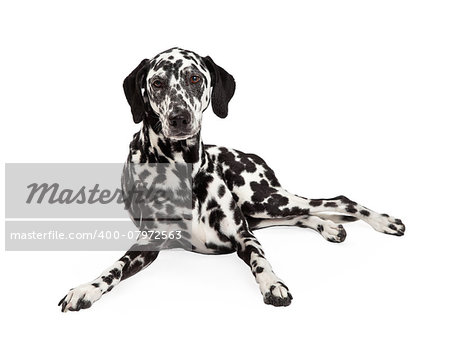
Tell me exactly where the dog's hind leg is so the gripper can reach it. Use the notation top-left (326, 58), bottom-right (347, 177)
top-left (248, 215), bottom-right (348, 243)
top-left (306, 195), bottom-right (405, 236)
top-left (242, 190), bottom-right (405, 236)
top-left (58, 244), bottom-right (159, 312)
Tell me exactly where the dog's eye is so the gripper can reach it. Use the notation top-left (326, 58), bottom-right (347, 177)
top-left (190, 75), bottom-right (201, 84)
top-left (152, 80), bottom-right (163, 88)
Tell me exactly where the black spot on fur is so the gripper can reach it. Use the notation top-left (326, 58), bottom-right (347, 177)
top-left (218, 184), bottom-right (226, 198)
top-left (296, 221), bottom-right (306, 228)
top-left (340, 215), bottom-right (358, 222)
top-left (233, 210), bottom-right (243, 225)
top-left (205, 158), bottom-right (215, 173)
top-left (237, 244), bottom-right (264, 266)
top-left (102, 275), bottom-right (113, 285)
top-left (76, 298), bottom-right (92, 310)
top-left (267, 194), bottom-right (289, 207)
top-left (255, 266), bottom-right (264, 273)
top-left (110, 268), bottom-right (121, 279)
top-left (204, 241), bottom-right (234, 254)
top-left (223, 169), bottom-right (245, 189)
top-left (206, 198), bottom-right (219, 210)
top-left (360, 209), bottom-right (370, 216)
top-left (193, 171), bottom-right (214, 204)
top-left (250, 180), bottom-right (277, 202)
top-left (324, 201), bottom-right (337, 207)
top-left (309, 199), bottom-right (323, 207)
top-left (264, 169), bottom-right (281, 187)
top-left (209, 209), bottom-right (226, 230)
top-left (346, 205), bottom-right (358, 213)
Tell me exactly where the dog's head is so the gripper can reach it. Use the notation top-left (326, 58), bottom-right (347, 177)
top-left (123, 48), bottom-right (235, 140)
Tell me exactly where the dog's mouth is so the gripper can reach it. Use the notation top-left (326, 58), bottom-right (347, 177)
top-left (165, 128), bottom-right (200, 141)
top-left (162, 119), bottom-right (200, 140)
top-left (169, 133), bottom-right (194, 140)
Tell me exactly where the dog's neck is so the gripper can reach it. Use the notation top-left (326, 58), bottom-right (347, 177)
top-left (139, 122), bottom-right (206, 174)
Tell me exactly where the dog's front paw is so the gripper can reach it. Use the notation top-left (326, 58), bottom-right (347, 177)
top-left (58, 283), bottom-right (103, 312)
top-left (263, 282), bottom-right (293, 307)
top-left (370, 214), bottom-right (405, 236)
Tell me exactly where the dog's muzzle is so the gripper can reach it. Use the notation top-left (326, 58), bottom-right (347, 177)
top-left (167, 110), bottom-right (193, 138)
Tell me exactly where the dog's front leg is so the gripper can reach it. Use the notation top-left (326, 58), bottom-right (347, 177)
top-left (230, 223), bottom-right (293, 306)
top-left (58, 244), bottom-right (158, 312)
top-left (208, 188), bottom-right (293, 306)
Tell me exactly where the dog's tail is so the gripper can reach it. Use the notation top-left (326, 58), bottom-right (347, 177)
top-left (316, 214), bottom-right (359, 223)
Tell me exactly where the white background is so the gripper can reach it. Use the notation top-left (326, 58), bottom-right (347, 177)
top-left (1, 0), bottom-right (449, 359)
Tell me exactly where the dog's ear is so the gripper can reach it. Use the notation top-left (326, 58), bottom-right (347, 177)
top-left (202, 56), bottom-right (236, 118)
top-left (123, 59), bottom-right (157, 124)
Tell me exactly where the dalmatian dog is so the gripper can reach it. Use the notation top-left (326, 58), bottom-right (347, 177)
top-left (58, 47), bottom-right (405, 311)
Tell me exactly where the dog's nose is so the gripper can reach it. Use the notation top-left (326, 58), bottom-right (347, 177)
top-left (168, 111), bottom-right (191, 129)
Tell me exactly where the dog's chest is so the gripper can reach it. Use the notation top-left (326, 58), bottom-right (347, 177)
top-left (190, 169), bottom-right (238, 254)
